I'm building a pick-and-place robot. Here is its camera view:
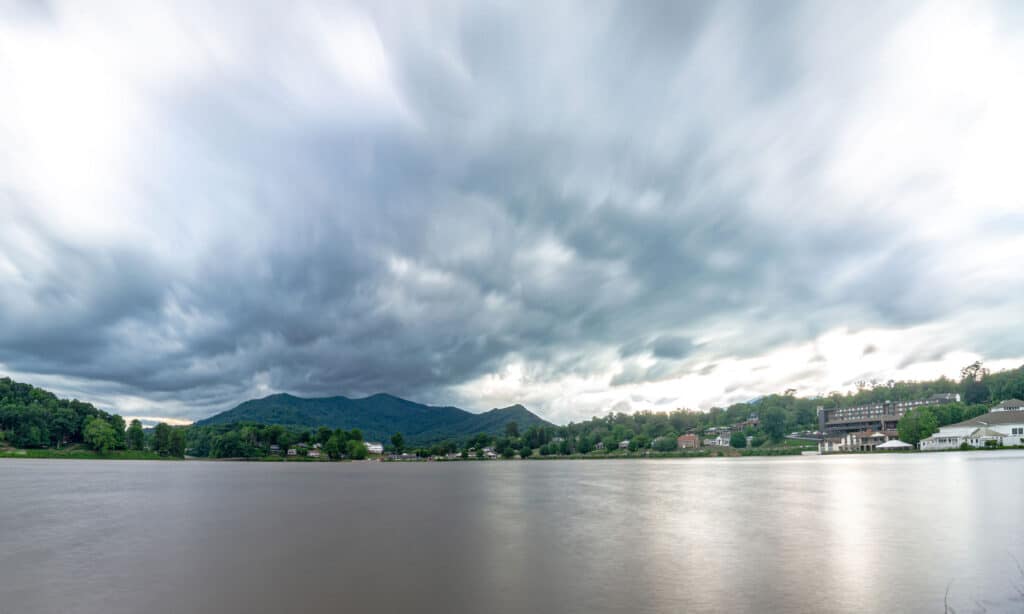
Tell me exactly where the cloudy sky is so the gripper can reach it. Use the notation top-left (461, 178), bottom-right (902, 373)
top-left (1, 1), bottom-right (1022, 425)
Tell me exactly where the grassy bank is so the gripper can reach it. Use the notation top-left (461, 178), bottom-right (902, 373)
top-left (0, 445), bottom-right (176, 460)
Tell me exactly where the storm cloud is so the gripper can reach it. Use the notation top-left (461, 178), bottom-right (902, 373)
top-left (1, 1), bottom-right (1022, 423)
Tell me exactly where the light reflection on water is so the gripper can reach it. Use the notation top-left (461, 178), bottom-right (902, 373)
top-left (0, 451), bottom-right (1021, 614)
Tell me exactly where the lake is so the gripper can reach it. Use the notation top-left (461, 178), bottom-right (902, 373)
top-left (1, 451), bottom-right (1022, 613)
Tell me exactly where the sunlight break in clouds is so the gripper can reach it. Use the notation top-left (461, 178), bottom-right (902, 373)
top-left (0, 1), bottom-right (1022, 423)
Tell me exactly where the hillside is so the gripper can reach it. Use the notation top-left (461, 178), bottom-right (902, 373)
top-left (195, 392), bottom-right (553, 445)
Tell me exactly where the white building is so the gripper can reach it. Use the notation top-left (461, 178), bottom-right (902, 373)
top-left (991, 398), bottom-right (1024, 412)
top-left (365, 442), bottom-right (384, 455)
top-left (919, 409), bottom-right (1024, 451)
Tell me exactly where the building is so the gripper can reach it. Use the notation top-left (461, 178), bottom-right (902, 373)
top-left (618, 439), bottom-right (630, 450)
top-left (817, 393), bottom-right (961, 435)
top-left (594, 441), bottom-right (605, 451)
top-left (307, 449), bottom-right (321, 458)
top-left (710, 433), bottom-right (731, 447)
top-left (919, 409), bottom-right (1024, 450)
top-left (269, 444), bottom-right (281, 454)
top-left (287, 448), bottom-right (297, 456)
top-left (677, 434), bottom-right (700, 449)
top-left (365, 442), bottom-right (384, 455)
top-left (735, 413), bottom-right (760, 430)
top-left (818, 430), bottom-right (892, 454)
top-left (992, 398), bottom-right (1024, 412)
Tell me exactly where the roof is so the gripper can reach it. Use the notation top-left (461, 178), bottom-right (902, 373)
top-left (949, 410), bottom-right (1024, 427)
top-left (969, 427), bottom-right (1007, 438)
top-left (877, 439), bottom-right (912, 449)
top-left (993, 399), bottom-right (1024, 410)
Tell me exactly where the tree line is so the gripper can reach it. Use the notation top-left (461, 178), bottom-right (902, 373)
top-left (3, 362), bottom-right (1022, 458)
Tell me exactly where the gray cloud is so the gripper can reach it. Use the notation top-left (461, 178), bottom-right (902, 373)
top-left (1, 0), bottom-right (1022, 422)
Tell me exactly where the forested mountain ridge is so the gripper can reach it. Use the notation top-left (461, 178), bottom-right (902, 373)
top-left (195, 392), bottom-right (554, 445)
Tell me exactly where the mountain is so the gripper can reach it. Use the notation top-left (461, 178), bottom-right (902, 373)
top-left (194, 392), bottom-right (554, 445)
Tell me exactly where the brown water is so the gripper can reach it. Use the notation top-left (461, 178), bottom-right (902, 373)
top-left (1, 451), bottom-right (1022, 614)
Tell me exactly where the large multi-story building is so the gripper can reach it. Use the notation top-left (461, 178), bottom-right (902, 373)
top-left (817, 393), bottom-right (960, 435)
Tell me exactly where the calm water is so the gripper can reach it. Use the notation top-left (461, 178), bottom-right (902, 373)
top-left (1, 452), bottom-right (1022, 614)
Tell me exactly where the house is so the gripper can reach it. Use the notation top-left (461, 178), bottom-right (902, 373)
top-left (677, 434), bottom-right (700, 449)
top-left (269, 444), bottom-right (281, 454)
top-left (365, 442), bottom-right (384, 455)
top-left (287, 448), bottom-right (297, 456)
top-left (313, 443), bottom-right (322, 449)
top-left (594, 441), bottom-right (605, 451)
top-left (992, 399), bottom-right (1024, 412)
top-left (711, 433), bottom-right (731, 447)
top-left (919, 409), bottom-right (1024, 450)
top-left (618, 439), bottom-right (630, 450)
top-left (307, 449), bottom-right (321, 458)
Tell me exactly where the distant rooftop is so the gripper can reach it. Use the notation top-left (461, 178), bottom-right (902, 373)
top-left (950, 409), bottom-right (1024, 427)
top-left (992, 399), bottom-right (1024, 411)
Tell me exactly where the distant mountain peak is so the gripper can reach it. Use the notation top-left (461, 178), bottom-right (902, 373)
top-left (196, 392), bottom-right (552, 445)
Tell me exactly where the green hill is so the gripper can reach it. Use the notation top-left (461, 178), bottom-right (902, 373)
top-left (194, 392), bottom-right (553, 445)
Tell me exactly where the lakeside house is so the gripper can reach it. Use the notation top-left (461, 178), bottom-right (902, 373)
top-left (594, 441), bottom-right (605, 451)
top-left (287, 448), bottom-right (297, 456)
top-left (919, 408), bottom-right (1024, 450)
top-left (677, 433), bottom-right (700, 449)
top-left (618, 439), bottom-right (630, 450)
top-left (307, 449), bottom-right (321, 458)
top-left (269, 444), bottom-right (281, 454)
top-left (365, 442), bottom-right (384, 455)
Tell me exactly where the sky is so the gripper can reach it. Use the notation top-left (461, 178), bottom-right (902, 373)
top-left (1, 0), bottom-right (1023, 426)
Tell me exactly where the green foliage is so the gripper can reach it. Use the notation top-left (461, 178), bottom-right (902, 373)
top-left (761, 407), bottom-right (786, 441)
top-left (390, 432), bottom-right (405, 453)
top-left (83, 417), bottom-right (120, 454)
top-left (153, 423), bottom-right (172, 455)
top-left (897, 408), bottom-right (940, 445)
top-left (730, 432), bottom-right (747, 449)
top-left (168, 429), bottom-right (186, 458)
top-left (127, 420), bottom-right (145, 451)
top-left (0, 376), bottom-right (122, 449)
top-left (346, 439), bottom-right (368, 460)
top-left (653, 436), bottom-right (678, 452)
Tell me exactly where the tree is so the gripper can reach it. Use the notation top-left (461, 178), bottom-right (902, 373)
top-left (730, 432), bottom-right (747, 449)
top-left (346, 439), bottom-right (368, 460)
top-left (390, 432), bottom-right (405, 453)
top-left (108, 415), bottom-right (126, 448)
top-left (761, 407), bottom-right (786, 441)
top-left (153, 423), bottom-right (172, 455)
top-left (316, 426), bottom-right (333, 446)
top-left (168, 429), bottom-right (186, 457)
top-left (653, 436), bottom-right (678, 452)
top-left (127, 419), bottom-right (145, 450)
top-left (897, 408), bottom-right (939, 445)
top-left (960, 361), bottom-right (991, 405)
top-left (505, 421), bottom-right (519, 438)
top-left (348, 429), bottom-right (363, 442)
top-left (83, 417), bottom-right (119, 454)
top-left (324, 436), bottom-right (341, 460)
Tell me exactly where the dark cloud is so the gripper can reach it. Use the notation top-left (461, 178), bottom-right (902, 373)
top-left (1, 0), bottom-right (1022, 422)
